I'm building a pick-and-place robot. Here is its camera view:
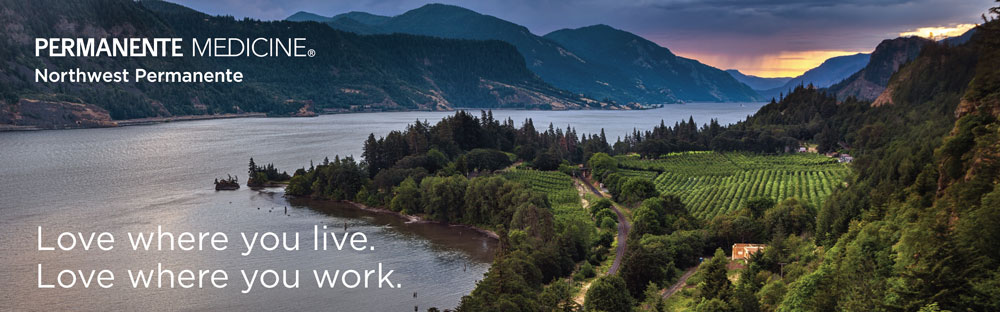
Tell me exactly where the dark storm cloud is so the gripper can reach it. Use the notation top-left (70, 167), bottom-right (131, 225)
top-left (170, 0), bottom-right (992, 74)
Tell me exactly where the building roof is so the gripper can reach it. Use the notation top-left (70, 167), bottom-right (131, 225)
top-left (731, 243), bottom-right (766, 260)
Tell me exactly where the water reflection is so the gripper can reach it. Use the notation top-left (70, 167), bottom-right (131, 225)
top-left (289, 197), bottom-right (497, 264)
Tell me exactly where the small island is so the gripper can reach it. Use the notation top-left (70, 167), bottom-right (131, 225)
top-left (246, 158), bottom-right (292, 187)
top-left (214, 175), bottom-right (240, 190)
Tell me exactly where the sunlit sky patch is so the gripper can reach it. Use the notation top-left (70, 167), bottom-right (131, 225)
top-left (899, 23), bottom-right (978, 40)
top-left (680, 50), bottom-right (867, 78)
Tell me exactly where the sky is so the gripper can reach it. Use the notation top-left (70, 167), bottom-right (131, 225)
top-left (172, 0), bottom-right (991, 77)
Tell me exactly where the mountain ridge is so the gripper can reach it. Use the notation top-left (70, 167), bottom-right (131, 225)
top-left (725, 69), bottom-right (793, 91)
top-left (0, 0), bottom-right (612, 129)
top-left (543, 24), bottom-right (761, 103)
top-left (752, 53), bottom-right (871, 99)
top-left (827, 36), bottom-right (932, 101)
top-left (286, 11), bottom-right (333, 22)
top-left (289, 4), bottom-right (762, 104)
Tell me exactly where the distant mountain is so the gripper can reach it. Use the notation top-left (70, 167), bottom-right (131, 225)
top-left (326, 17), bottom-right (385, 34)
top-left (367, 4), bottom-right (644, 103)
top-left (286, 11), bottom-right (390, 25)
top-left (286, 11), bottom-right (388, 34)
top-left (288, 4), bottom-right (761, 104)
top-left (286, 11), bottom-right (334, 22)
top-left (827, 37), bottom-right (932, 101)
top-left (0, 0), bottom-right (608, 129)
top-left (940, 28), bottom-right (976, 46)
top-left (333, 11), bottom-right (391, 25)
top-left (543, 24), bottom-right (760, 102)
top-left (726, 70), bottom-right (793, 91)
top-left (757, 53), bottom-right (870, 99)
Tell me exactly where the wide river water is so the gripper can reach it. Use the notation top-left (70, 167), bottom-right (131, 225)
top-left (0, 102), bottom-right (764, 311)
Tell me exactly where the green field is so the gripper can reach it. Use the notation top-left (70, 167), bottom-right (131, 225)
top-left (616, 152), bottom-right (849, 219)
top-left (616, 169), bottom-right (659, 180)
top-left (502, 169), bottom-right (591, 225)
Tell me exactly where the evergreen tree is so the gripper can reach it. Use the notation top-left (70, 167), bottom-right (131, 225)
top-left (585, 275), bottom-right (633, 312)
top-left (699, 248), bottom-right (732, 301)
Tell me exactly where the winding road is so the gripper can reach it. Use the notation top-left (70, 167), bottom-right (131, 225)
top-left (661, 266), bottom-right (698, 299)
top-left (582, 176), bottom-right (630, 275)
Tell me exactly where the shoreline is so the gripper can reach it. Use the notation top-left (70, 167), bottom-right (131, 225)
top-left (337, 200), bottom-right (501, 240)
top-left (0, 104), bottom-right (682, 132)
top-left (267, 187), bottom-right (501, 240)
top-left (0, 112), bottom-right (268, 132)
top-left (2, 102), bottom-right (765, 133)
top-left (114, 113), bottom-right (268, 127)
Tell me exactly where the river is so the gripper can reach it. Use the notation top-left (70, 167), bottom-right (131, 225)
top-left (0, 102), bottom-right (763, 311)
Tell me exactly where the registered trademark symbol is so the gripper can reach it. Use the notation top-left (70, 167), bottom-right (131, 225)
top-left (307, 49), bottom-right (316, 57)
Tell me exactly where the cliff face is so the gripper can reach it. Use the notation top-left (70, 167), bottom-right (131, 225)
top-left (871, 38), bottom-right (980, 108)
top-left (955, 27), bottom-right (1000, 119)
top-left (828, 37), bottom-right (932, 101)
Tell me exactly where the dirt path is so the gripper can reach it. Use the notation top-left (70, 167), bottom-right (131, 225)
top-left (575, 180), bottom-right (592, 209)
top-left (573, 280), bottom-right (592, 306)
top-left (581, 176), bottom-right (629, 275)
top-left (662, 266), bottom-right (698, 300)
top-left (501, 161), bottom-right (523, 172)
top-left (571, 180), bottom-right (594, 305)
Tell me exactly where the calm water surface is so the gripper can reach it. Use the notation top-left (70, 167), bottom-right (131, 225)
top-left (0, 102), bottom-right (763, 311)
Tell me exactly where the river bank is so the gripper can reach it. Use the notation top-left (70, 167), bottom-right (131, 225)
top-left (317, 199), bottom-right (500, 240)
top-left (114, 113), bottom-right (268, 126)
top-left (0, 112), bottom-right (268, 132)
top-left (0, 100), bottom-right (666, 133)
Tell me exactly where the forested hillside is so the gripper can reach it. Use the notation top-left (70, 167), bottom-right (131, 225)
top-left (790, 17), bottom-right (1000, 311)
top-left (640, 13), bottom-right (999, 311)
top-left (290, 4), bottom-right (762, 104)
top-left (0, 0), bottom-right (605, 129)
top-left (543, 25), bottom-right (761, 103)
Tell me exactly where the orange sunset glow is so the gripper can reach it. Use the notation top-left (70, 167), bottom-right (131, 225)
top-left (677, 50), bottom-right (867, 78)
top-left (899, 23), bottom-right (977, 40)
top-left (681, 23), bottom-right (978, 78)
